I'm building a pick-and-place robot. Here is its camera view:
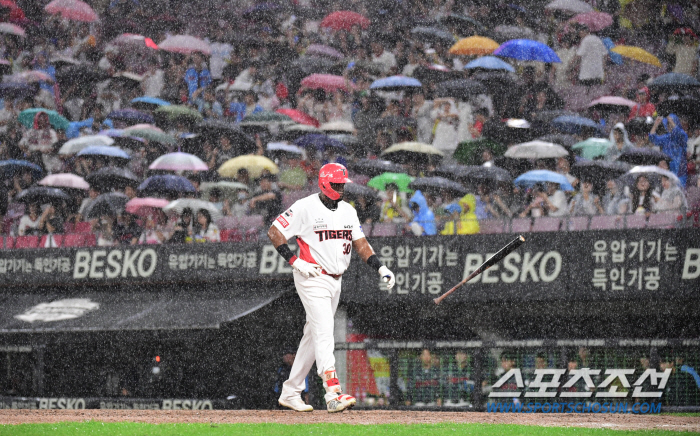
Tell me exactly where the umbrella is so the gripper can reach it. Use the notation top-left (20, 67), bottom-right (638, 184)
top-left (350, 159), bottom-right (405, 177)
top-left (38, 173), bottom-right (89, 190)
top-left (154, 105), bottom-right (203, 128)
top-left (545, 0), bottom-right (594, 14)
top-left (412, 65), bottom-right (454, 85)
top-left (77, 145), bottom-right (130, 159)
top-left (571, 159), bottom-right (631, 184)
top-left (111, 33), bottom-right (159, 51)
top-left (552, 115), bottom-right (601, 134)
top-left (8, 70), bottom-right (54, 84)
top-left (537, 134), bottom-right (578, 148)
top-left (267, 142), bottom-right (304, 155)
top-left (200, 181), bottom-right (250, 202)
top-left (320, 11), bottom-right (370, 31)
top-left (290, 56), bottom-right (341, 75)
top-left (15, 186), bottom-right (71, 205)
top-left (44, 0), bottom-right (98, 22)
top-left (85, 167), bottom-right (139, 190)
top-left (0, 159), bottom-right (42, 179)
top-left (18, 109), bottom-right (69, 131)
top-left (434, 79), bottom-right (487, 99)
top-left (294, 134), bottom-right (346, 151)
top-left (131, 96), bottom-right (171, 110)
top-left (83, 193), bottom-right (129, 218)
top-left (163, 199), bottom-right (223, 222)
top-left (449, 36), bottom-right (500, 56)
top-left (306, 44), bottom-right (344, 59)
top-left (618, 165), bottom-right (681, 188)
top-left (328, 134), bottom-right (359, 147)
top-left (0, 22), bottom-right (25, 37)
top-left (300, 74), bottom-right (352, 92)
top-left (372, 116), bottom-right (418, 132)
top-left (490, 25), bottom-right (535, 43)
top-left (514, 170), bottom-right (575, 191)
top-left (0, 82), bottom-right (37, 99)
top-left (572, 138), bottom-right (612, 159)
top-left (370, 76), bottom-right (422, 92)
top-left (241, 111), bottom-right (293, 125)
top-left (465, 56), bottom-right (515, 72)
top-left (439, 14), bottom-right (486, 35)
top-left (59, 135), bottom-right (115, 155)
top-left (433, 163), bottom-right (481, 179)
top-left (108, 109), bottom-right (155, 125)
top-left (55, 64), bottom-right (109, 87)
top-left (610, 46), bottom-right (662, 68)
top-left (602, 37), bottom-right (623, 66)
top-left (656, 95), bottom-right (700, 118)
top-left (618, 148), bottom-right (671, 166)
top-left (409, 177), bottom-right (467, 195)
top-left (195, 120), bottom-right (256, 154)
top-left (218, 155), bottom-right (279, 179)
top-left (411, 26), bottom-right (455, 45)
top-left (461, 166), bottom-right (513, 184)
top-left (149, 152), bottom-right (208, 172)
top-left (319, 121), bottom-right (355, 133)
top-left (158, 35), bottom-right (211, 55)
top-left (570, 11), bottom-right (613, 32)
top-left (380, 142), bottom-right (444, 164)
top-left (276, 109), bottom-right (319, 128)
top-left (137, 175), bottom-right (197, 197)
top-left (125, 197), bottom-right (170, 216)
top-left (367, 172), bottom-right (414, 192)
top-left (649, 73), bottom-right (700, 91)
top-left (343, 183), bottom-right (378, 199)
top-left (124, 128), bottom-right (177, 145)
top-left (493, 39), bottom-right (561, 63)
top-left (587, 96), bottom-right (637, 111)
top-left (504, 140), bottom-right (569, 159)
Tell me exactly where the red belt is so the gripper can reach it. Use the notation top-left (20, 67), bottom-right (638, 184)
top-left (322, 270), bottom-right (342, 279)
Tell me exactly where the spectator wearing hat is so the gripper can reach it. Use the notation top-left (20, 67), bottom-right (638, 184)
top-left (666, 28), bottom-right (698, 76)
top-left (627, 87), bottom-right (655, 120)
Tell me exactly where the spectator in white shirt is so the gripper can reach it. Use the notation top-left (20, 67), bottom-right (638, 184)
top-left (573, 24), bottom-right (608, 86)
top-left (370, 40), bottom-right (397, 74)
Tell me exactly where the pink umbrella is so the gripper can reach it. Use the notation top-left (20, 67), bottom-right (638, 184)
top-left (570, 11), bottom-right (613, 32)
top-left (306, 44), bottom-right (344, 59)
top-left (0, 22), bottom-right (25, 37)
top-left (125, 197), bottom-right (170, 216)
top-left (588, 96), bottom-right (637, 109)
top-left (148, 152), bottom-right (208, 171)
top-left (111, 33), bottom-right (159, 51)
top-left (158, 35), bottom-right (211, 55)
top-left (38, 173), bottom-right (89, 190)
top-left (300, 74), bottom-right (354, 92)
top-left (10, 70), bottom-right (54, 83)
top-left (44, 0), bottom-right (99, 22)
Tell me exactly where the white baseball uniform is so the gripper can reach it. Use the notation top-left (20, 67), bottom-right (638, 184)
top-left (273, 193), bottom-right (365, 403)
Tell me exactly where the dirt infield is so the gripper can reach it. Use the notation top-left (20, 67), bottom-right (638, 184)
top-left (1, 410), bottom-right (700, 431)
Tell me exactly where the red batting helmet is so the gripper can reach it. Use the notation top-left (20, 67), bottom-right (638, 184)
top-left (318, 163), bottom-right (351, 200)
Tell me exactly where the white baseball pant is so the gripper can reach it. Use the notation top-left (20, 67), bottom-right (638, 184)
top-left (280, 271), bottom-right (342, 403)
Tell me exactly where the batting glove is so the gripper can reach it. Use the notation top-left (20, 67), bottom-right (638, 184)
top-left (378, 265), bottom-right (395, 289)
top-left (292, 258), bottom-right (323, 278)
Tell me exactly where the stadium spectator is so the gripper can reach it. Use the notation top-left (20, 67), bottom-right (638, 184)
top-left (665, 28), bottom-right (698, 76)
top-left (569, 180), bottom-right (604, 216)
top-left (248, 174), bottom-right (282, 225)
top-left (602, 179), bottom-right (628, 215)
top-left (95, 215), bottom-right (117, 247)
top-left (17, 203), bottom-right (41, 236)
top-left (193, 209), bottom-right (220, 243)
top-left (445, 351), bottom-right (472, 407)
top-left (380, 183), bottom-right (411, 224)
top-left (137, 214), bottom-right (168, 245)
top-left (114, 212), bottom-right (142, 245)
top-left (556, 157), bottom-right (578, 189)
top-left (627, 87), bottom-right (655, 120)
top-left (606, 123), bottom-right (635, 161)
top-left (407, 190), bottom-right (436, 236)
top-left (649, 115), bottom-right (689, 187)
top-left (18, 111), bottom-right (58, 171)
top-left (410, 349), bottom-right (441, 407)
top-left (573, 24), bottom-right (608, 86)
top-left (353, 194), bottom-right (380, 224)
top-left (167, 208), bottom-right (193, 244)
top-left (625, 175), bottom-right (655, 216)
top-left (654, 175), bottom-right (687, 213)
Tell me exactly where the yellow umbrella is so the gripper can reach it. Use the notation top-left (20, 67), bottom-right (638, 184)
top-left (218, 155), bottom-right (279, 179)
top-left (610, 45), bottom-right (662, 68)
top-left (449, 36), bottom-right (500, 56)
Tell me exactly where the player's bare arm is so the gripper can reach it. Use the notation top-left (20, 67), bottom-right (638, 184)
top-left (267, 225), bottom-right (322, 278)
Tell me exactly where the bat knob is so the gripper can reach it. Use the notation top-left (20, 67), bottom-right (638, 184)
top-left (433, 298), bottom-right (441, 305)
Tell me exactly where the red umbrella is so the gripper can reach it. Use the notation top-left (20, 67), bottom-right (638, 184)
top-left (300, 74), bottom-right (354, 92)
top-left (158, 35), bottom-right (211, 55)
top-left (569, 11), bottom-right (613, 32)
top-left (44, 0), bottom-right (98, 22)
top-left (276, 109), bottom-right (320, 128)
top-left (125, 197), bottom-right (169, 216)
top-left (0, 0), bottom-right (25, 21)
top-left (320, 11), bottom-right (370, 31)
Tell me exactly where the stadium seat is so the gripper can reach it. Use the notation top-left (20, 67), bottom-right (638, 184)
top-left (74, 222), bottom-right (92, 233)
top-left (647, 212), bottom-right (679, 229)
top-left (0, 236), bottom-right (6, 249)
top-left (625, 214), bottom-right (647, 229)
top-left (531, 217), bottom-right (561, 232)
top-left (14, 235), bottom-right (39, 249)
top-left (40, 234), bottom-right (63, 248)
top-left (479, 219), bottom-right (504, 234)
top-left (83, 233), bottom-right (97, 247)
top-left (245, 228), bottom-right (259, 242)
top-left (220, 229), bottom-right (243, 243)
top-left (510, 218), bottom-right (532, 233)
top-left (3, 236), bottom-right (14, 249)
top-left (371, 223), bottom-right (397, 237)
top-left (63, 233), bottom-right (86, 247)
top-left (589, 215), bottom-right (622, 230)
top-left (566, 216), bottom-right (590, 231)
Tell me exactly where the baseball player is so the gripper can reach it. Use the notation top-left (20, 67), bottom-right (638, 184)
top-left (267, 163), bottom-right (396, 413)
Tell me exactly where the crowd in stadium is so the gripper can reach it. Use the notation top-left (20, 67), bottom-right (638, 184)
top-left (2, 0), bottom-right (700, 248)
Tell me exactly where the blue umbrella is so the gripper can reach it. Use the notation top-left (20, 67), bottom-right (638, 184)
top-left (138, 175), bottom-right (196, 196)
top-left (77, 145), bottom-right (131, 159)
top-left (0, 159), bottom-right (43, 179)
top-left (493, 39), bottom-right (561, 63)
top-left (294, 133), bottom-right (346, 150)
top-left (465, 56), bottom-right (515, 72)
top-left (131, 96), bottom-right (172, 107)
top-left (552, 115), bottom-right (601, 135)
top-left (107, 109), bottom-right (155, 125)
top-left (602, 37), bottom-right (623, 65)
top-left (370, 76), bottom-right (422, 91)
top-left (514, 170), bottom-right (574, 191)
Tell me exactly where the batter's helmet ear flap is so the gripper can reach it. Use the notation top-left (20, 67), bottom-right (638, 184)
top-left (318, 163), bottom-right (352, 200)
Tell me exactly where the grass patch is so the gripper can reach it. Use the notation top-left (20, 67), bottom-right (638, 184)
top-left (0, 422), bottom-right (696, 436)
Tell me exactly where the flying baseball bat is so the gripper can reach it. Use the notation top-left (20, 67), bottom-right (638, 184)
top-left (433, 235), bottom-right (525, 305)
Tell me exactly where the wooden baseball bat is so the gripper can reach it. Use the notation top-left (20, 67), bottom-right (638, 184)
top-left (433, 235), bottom-right (526, 305)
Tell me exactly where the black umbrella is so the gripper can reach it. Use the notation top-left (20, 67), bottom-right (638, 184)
top-left (649, 73), bottom-right (700, 92)
top-left (432, 164), bottom-right (482, 180)
top-left (537, 134), bottom-right (578, 148)
top-left (532, 110), bottom-right (580, 125)
top-left (439, 14), bottom-right (486, 35)
top-left (410, 26), bottom-right (455, 45)
top-left (195, 120), bottom-right (257, 154)
top-left (55, 65), bottom-right (109, 88)
top-left (656, 96), bottom-right (700, 119)
top-left (490, 25), bottom-right (535, 43)
top-left (409, 177), bottom-right (467, 195)
top-left (462, 166), bottom-right (513, 184)
top-left (350, 159), bottom-right (405, 177)
top-left (85, 167), bottom-right (140, 190)
top-left (83, 192), bottom-right (129, 219)
top-left (15, 186), bottom-right (71, 205)
top-left (618, 148), bottom-right (671, 166)
top-left (412, 66), bottom-right (455, 85)
top-left (434, 79), bottom-right (487, 100)
top-left (344, 183), bottom-right (379, 199)
top-left (0, 82), bottom-right (38, 99)
top-left (290, 56), bottom-right (342, 75)
top-left (571, 159), bottom-right (631, 187)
